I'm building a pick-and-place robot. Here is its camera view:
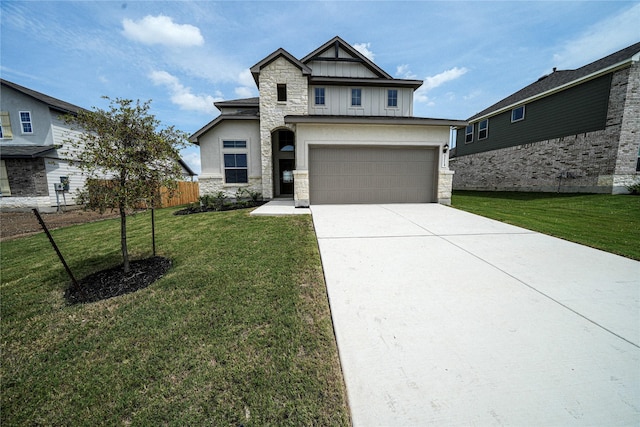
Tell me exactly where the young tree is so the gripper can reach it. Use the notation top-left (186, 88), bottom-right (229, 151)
top-left (63, 97), bottom-right (187, 273)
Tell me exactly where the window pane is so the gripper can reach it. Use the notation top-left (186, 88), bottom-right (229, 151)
top-left (277, 84), bottom-right (287, 101)
top-left (223, 140), bottom-right (246, 148)
top-left (388, 90), bottom-right (398, 107)
top-left (478, 120), bottom-right (488, 139)
top-left (224, 153), bottom-right (247, 167)
top-left (351, 88), bottom-right (361, 106)
top-left (511, 106), bottom-right (525, 122)
top-left (225, 169), bottom-right (248, 184)
top-left (315, 87), bottom-right (325, 105)
top-left (465, 125), bottom-right (473, 143)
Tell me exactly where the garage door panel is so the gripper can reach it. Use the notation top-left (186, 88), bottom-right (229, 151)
top-left (309, 146), bottom-right (437, 204)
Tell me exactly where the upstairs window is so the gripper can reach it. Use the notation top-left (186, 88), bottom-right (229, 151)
top-left (20, 111), bottom-right (33, 134)
top-left (277, 84), bottom-right (287, 102)
top-left (351, 88), bottom-right (362, 106)
top-left (465, 125), bottom-right (474, 143)
top-left (387, 89), bottom-right (398, 107)
top-left (0, 112), bottom-right (13, 139)
top-left (314, 87), bottom-right (325, 105)
top-left (511, 106), bottom-right (525, 123)
top-left (478, 119), bottom-right (488, 140)
top-left (222, 140), bottom-right (246, 148)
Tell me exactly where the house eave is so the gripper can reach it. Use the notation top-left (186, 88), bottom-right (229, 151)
top-left (285, 115), bottom-right (467, 127)
top-left (188, 114), bottom-right (259, 144)
top-left (310, 76), bottom-right (423, 89)
top-left (0, 145), bottom-right (59, 159)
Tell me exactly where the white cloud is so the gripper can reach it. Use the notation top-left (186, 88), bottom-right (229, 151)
top-left (353, 42), bottom-right (375, 61)
top-left (234, 86), bottom-right (255, 98)
top-left (396, 64), bottom-right (417, 79)
top-left (415, 67), bottom-right (468, 103)
top-left (552, 3), bottom-right (640, 69)
top-left (122, 15), bottom-right (204, 47)
top-left (149, 70), bottom-right (220, 114)
top-left (238, 69), bottom-right (255, 87)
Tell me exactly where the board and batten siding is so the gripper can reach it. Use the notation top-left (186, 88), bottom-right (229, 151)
top-left (308, 86), bottom-right (413, 116)
top-left (456, 73), bottom-right (612, 156)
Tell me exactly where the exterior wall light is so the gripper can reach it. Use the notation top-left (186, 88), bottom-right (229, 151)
top-left (443, 144), bottom-right (449, 153)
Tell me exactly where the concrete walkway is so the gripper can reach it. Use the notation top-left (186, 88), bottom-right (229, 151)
top-left (311, 204), bottom-right (640, 426)
top-left (250, 199), bottom-right (310, 216)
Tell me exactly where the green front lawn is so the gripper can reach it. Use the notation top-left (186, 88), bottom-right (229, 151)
top-left (1, 208), bottom-right (350, 426)
top-left (452, 191), bottom-right (640, 261)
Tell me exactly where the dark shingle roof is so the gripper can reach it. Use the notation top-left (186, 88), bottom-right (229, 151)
top-left (214, 97), bottom-right (259, 109)
top-left (1, 79), bottom-right (85, 115)
top-left (468, 41), bottom-right (640, 121)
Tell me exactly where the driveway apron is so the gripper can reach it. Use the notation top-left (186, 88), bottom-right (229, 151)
top-left (311, 204), bottom-right (640, 426)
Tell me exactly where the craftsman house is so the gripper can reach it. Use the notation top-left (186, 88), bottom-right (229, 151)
top-left (451, 42), bottom-right (640, 194)
top-left (190, 36), bottom-right (465, 206)
top-left (0, 79), bottom-right (196, 212)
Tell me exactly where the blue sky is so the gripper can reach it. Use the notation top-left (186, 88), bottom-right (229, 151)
top-left (2, 1), bottom-right (639, 174)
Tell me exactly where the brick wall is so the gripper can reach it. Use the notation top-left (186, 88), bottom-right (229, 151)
top-left (451, 64), bottom-right (640, 194)
top-left (5, 158), bottom-right (49, 196)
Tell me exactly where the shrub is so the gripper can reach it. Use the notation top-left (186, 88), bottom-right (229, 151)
top-left (626, 182), bottom-right (640, 195)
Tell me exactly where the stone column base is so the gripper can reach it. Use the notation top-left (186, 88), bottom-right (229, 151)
top-left (438, 169), bottom-right (454, 205)
top-left (293, 170), bottom-right (309, 207)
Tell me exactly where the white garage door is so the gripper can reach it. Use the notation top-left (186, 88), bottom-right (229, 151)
top-left (309, 146), bottom-right (437, 204)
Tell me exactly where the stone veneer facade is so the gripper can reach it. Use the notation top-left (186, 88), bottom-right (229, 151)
top-left (450, 62), bottom-right (640, 194)
top-left (258, 57), bottom-right (308, 200)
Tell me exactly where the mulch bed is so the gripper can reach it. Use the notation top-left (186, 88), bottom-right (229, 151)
top-left (173, 201), bottom-right (266, 215)
top-left (64, 256), bottom-right (172, 304)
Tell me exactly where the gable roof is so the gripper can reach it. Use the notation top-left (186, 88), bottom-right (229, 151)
top-left (1, 79), bottom-right (85, 115)
top-left (301, 35), bottom-right (392, 79)
top-left (249, 48), bottom-right (312, 86)
top-left (468, 41), bottom-right (640, 122)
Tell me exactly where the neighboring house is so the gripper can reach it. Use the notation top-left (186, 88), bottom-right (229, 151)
top-left (189, 36), bottom-right (465, 206)
top-left (451, 42), bottom-right (640, 194)
top-left (0, 79), bottom-right (196, 212)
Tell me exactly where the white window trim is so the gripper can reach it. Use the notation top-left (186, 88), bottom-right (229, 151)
top-left (511, 106), bottom-right (525, 123)
top-left (478, 119), bottom-right (488, 140)
top-left (314, 87), bottom-right (326, 106)
top-left (220, 138), bottom-right (249, 185)
top-left (386, 89), bottom-right (399, 109)
top-left (349, 88), bottom-right (363, 108)
top-left (19, 111), bottom-right (33, 134)
top-left (465, 124), bottom-right (474, 144)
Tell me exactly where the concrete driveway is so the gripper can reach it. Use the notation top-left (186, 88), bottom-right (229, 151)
top-left (311, 204), bottom-right (640, 426)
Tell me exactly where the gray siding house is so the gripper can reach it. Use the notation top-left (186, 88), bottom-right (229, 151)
top-left (0, 79), bottom-right (196, 212)
top-left (190, 36), bottom-right (465, 206)
top-left (451, 42), bottom-right (640, 194)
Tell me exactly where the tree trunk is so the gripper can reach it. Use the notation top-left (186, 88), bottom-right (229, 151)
top-left (120, 204), bottom-right (130, 273)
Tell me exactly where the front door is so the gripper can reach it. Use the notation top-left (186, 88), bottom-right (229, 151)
top-left (279, 159), bottom-right (294, 195)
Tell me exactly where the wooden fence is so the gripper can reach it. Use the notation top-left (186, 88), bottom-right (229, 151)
top-left (159, 181), bottom-right (199, 208)
top-left (88, 179), bottom-right (199, 209)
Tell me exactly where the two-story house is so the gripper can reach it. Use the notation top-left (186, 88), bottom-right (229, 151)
top-left (450, 42), bottom-right (640, 194)
top-left (189, 36), bottom-right (465, 207)
top-left (0, 79), bottom-right (196, 212)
